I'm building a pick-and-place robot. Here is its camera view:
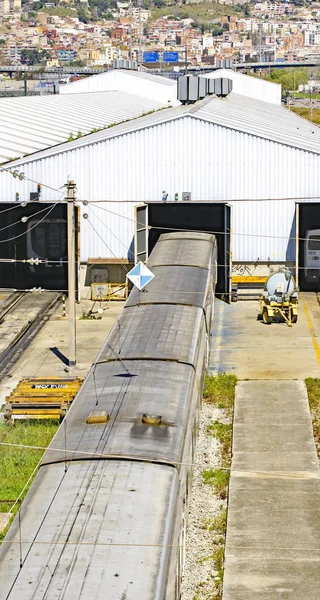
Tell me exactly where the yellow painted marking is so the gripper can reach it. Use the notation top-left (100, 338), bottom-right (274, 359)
top-left (232, 276), bottom-right (267, 284)
top-left (303, 302), bottom-right (320, 365)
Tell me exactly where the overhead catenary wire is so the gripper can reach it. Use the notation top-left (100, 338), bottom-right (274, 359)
top-left (0, 441), bottom-right (315, 482)
top-left (0, 203), bottom-right (59, 245)
top-left (0, 202), bottom-right (63, 235)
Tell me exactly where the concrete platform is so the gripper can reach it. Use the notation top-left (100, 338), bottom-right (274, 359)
top-left (0, 297), bottom-right (125, 405)
top-left (223, 380), bottom-right (320, 600)
top-left (210, 292), bottom-right (320, 379)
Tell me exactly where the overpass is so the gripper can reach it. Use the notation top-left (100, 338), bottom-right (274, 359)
top-left (0, 59), bottom-right (320, 77)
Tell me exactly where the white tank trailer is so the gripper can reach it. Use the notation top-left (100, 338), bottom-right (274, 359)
top-left (259, 269), bottom-right (298, 326)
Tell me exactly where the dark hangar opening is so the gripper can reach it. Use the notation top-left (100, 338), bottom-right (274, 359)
top-left (296, 202), bottom-right (320, 292)
top-left (135, 202), bottom-right (232, 300)
top-left (0, 202), bottom-right (74, 292)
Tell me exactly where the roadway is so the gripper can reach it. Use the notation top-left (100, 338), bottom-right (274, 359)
top-left (1, 59), bottom-right (320, 77)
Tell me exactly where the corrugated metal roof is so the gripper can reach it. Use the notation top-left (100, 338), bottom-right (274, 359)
top-left (61, 69), bottom-right (176, 90)
top-left (9, 92), bottom-right (320, 167)
top-left (59, 69), bottom-right (181, 107)
top-left (0, 90), bottom-right (166, 164)
top-left (194, 93), bottom-right (320, 154)
top-left (114, 69), bottom-right (176, 86)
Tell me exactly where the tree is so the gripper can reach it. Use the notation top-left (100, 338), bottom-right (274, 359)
top-left (264, 69), bottom-right (309, 93)
top-left (20, 48), bottom-right (49, 65)
top-left (222, 22), bottom-right (229, 31)
top-left (77, 6), bottom-right (90, 23)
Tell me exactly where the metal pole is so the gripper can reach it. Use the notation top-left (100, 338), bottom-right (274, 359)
top-left (66, 180), bottom-right (76, 367)
top-left (138, 0), bottom-right (142, 66)
top-left (129, 24), bottom-right (133, 61)
top-left (185, 44), bottom-right (187, 75)
top-left (259, 17), bottom-right (262, 68)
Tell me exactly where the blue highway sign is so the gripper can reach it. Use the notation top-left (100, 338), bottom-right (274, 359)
top-left (163, 51), bottom-right (179, 63)
top-left (143, 52), bottom-right (159, 63)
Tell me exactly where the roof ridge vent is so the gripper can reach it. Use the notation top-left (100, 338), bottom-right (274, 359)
top-left (113, 59), bottom-right (138, 70)
top-left (215, 59), bottom-right (234, 70)
top-left (207, 77), bottom-right (233, 97)
top-left (177, 75), bottom-right (208, 104)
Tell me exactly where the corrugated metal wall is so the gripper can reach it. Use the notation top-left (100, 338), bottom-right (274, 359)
top-left (1, 116), bottom-right (320, 262)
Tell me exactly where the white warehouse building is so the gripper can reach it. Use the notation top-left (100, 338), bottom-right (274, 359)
top-left (0, 72), bottom-right (320, 269)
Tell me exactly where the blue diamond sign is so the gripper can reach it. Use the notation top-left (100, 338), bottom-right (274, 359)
top-left (127, 261), bottom-right (154, 291)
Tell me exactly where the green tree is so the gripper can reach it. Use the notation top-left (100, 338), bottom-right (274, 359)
top-left (264, 68), bottom-right (309, 93)
top-left (20, 48), bottom-right (49, 65)
top-left (77, 6), bottom-right (90, 23)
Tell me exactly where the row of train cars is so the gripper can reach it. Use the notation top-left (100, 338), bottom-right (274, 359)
top-left (0, 231), bottom-right (217, 600)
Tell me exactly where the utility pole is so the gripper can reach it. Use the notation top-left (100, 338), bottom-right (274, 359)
top-left (259, 18), bottom-right (262, 65)
top-left (129, 0), bottom-right (133, 61)
top-left (66, 180), bottom-right (76, 367)
top-left (138, 0), bottom-right (142, 66)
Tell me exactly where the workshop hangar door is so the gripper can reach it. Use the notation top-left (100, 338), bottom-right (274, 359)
top-left (134, 202), bottom-right (232, 301)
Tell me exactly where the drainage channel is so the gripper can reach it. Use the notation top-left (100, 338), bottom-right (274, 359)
top-left (0, 292), bottom-right (61, 381)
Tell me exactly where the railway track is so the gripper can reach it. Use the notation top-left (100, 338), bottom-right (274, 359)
top-left (0, 291), bottom-right (61, 381)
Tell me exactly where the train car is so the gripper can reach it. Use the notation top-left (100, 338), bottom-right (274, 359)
top-left (304, 228), bottom-right (320, 285)
top-left (0, 231), bottom-right (217, 600)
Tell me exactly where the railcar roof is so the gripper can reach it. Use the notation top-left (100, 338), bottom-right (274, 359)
top-left (0, 461), bottom-right (177, 600)
top-left (42, 360), bottom-right (194, 466)
top-left (126, 268), bottom-right (212, 312)
top-left (149, 235), bottom-right (216, 269)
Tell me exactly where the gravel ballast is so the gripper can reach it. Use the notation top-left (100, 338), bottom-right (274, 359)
top-left (181, 402), bottom-right (229, 600)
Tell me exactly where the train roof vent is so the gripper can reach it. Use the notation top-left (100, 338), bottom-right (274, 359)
top-left (142, 414), bottom-right (162, 426)
top-left (86, 411), bottom-right (110, 424)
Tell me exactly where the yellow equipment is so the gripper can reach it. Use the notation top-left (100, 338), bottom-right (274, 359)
top-left (3, 377), bottom-right (83, 421)
top-left (258, 269), bottom-right (298, 327)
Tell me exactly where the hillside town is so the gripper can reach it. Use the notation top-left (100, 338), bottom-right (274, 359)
top-left (0, 0), bottom-right (319, 68)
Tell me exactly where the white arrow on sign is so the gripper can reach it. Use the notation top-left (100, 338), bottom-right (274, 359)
top-left (126, 261), bottom-right (154, 291)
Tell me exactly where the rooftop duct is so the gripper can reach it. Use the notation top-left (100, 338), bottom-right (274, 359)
top-left (112, 59), bottom-right (138, 70)
top-left (178, 75), bottom-right (232, 103)
top-left (216, 59), bottom-right (233, 70)
top-left (207, 77), bottom-right (233, 97)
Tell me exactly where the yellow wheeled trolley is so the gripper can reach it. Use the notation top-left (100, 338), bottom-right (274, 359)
top-left (258, 269), bottom-right (298, 327)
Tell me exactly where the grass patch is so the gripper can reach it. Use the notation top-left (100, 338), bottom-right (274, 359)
top-left (201, 468), bottom-right (230, 499)
top-left (291, 107), bottom-right (320, 126)
top-left (0, 420), bottom-right (59, 539)
top-left (212, 545), bottom-right (224, 591)
top-left (150, 1), bottom-right (241, 26)
top-left (206, 421), bottom-right (232, 466)
top-left (203, 372), bottom-right (237, 414)
top-left (305, 378), bottom-right (320, 455)
top-left (202, 509), bottom-right (227, 534)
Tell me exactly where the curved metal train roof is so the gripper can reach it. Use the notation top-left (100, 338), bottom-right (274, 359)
top-left (42, 360), bottom-right (195, 465)
top-left (148, 233), bottom-right (216, 269)
top-left (0, 460), bottom-right (178, 600)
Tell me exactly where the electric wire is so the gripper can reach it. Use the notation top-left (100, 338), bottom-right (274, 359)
top-left (84, 212), bottom-right (130, 274)
top-left (0, 203), bottom-right (58, 244)
top-left (0, 203), bottom-right (62, 235)
top-left (0, 441), bottom-right (315, 482)
top-left (0, 165), bottom-right (63, 196)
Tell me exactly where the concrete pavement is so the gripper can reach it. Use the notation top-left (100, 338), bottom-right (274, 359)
top-left (210, 293), bottom-right (320, 379)
top-left (0, 296), bottom-right (125, 405)
top-left (223, 380), bottom-right (320, 600)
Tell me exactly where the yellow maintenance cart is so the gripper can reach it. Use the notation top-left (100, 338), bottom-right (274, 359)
top-left (258, 269), bottom-right (298, 327)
